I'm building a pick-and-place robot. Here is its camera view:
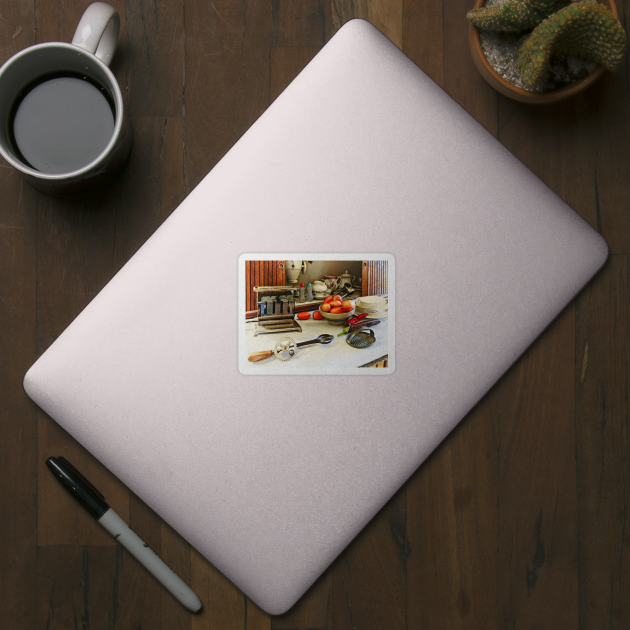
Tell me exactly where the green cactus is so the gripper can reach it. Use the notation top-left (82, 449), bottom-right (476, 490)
top-left (517, 1), bottom-right (627, 85)
top-left (467, 0), bottom-right (568, 33)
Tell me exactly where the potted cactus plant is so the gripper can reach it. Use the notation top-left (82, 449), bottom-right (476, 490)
top-left (467, 0), bottom-right (627, 103)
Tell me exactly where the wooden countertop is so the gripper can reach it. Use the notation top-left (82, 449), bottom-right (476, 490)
top-left (1, 1), bottom-right (628, 629)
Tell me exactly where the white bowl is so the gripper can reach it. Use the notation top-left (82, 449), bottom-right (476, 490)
top-left (356, 296), bottom-right (386, 313)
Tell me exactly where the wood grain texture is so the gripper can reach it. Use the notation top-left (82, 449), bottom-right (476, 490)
top-left (114, 495), bottom-right (193, 629)
top-left (271, 573), bottom-right (332, 629)
top-left (271, 0), bottom-right (332, 46)
top-left (407, 392), bottom-right (498, 629)
top-left (332, 0), bottom-right (403, 48)
top-left (361, 260), bottom-right (388, 295)
top-left (576, 256), bottom-right (630, 629)
top-left (497, 304), bottom-right (578, 629)
top-left (331, 485), bottom-right (408, 630)
top-left (270, 46), bottom-right (321, 102)
top-left (191, 548), bottom-right (268, 630)
top-left (0, 6), bottom-right (37, 629)
top-left (36, 545), bottom-right (119, 630)
top-left (35, 0), bottom-right (127, 97)
top-left (1, 0), bottom-right (629, 627)
top-left (495, 76), bottom-right (630, 257)
top-left (112, 116), bottom-right (185, 270)
top-left (403, 0), bottom-right (444, 87)
top-left (126, 0), bottom-right (184, 116)
top-left (184, 0), bottom-right (271, 191)
top-left (443, 0), bottom-right (497, 131)
top-left (37, 417), bottom-right (129, 546)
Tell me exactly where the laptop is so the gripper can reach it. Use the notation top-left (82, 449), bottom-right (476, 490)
top-left (23, 19), bottom-right (608, 614)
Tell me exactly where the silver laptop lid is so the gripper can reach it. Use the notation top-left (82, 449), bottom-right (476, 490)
top-left (24, 19), bottom-right (607, 614)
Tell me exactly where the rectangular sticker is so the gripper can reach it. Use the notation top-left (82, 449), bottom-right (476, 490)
top-left (238, 254), bottom-right (394, 375)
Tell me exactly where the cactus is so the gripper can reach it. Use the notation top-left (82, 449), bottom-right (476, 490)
top-left (467, 0), bottom-right (568, 33)
top-left (517, 2), bottom-right (627, 85)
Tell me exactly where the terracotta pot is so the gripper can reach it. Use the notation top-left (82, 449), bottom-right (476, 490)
top-left (468, 0), bottom-right (619, 103)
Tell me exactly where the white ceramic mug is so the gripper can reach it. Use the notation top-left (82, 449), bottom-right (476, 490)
top-left (0, 2), bottom-right (131, 197)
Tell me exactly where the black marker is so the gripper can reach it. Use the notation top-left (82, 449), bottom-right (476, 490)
top-left (46, 456), bottom-right (202, 612)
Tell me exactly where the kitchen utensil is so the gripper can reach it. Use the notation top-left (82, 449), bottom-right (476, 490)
top-left (273, 337), bottom-right (297, 361)
top-left (331, 286), bottom-right (349, 297)
top-left (248, 334), bottom-right (334, 362)
top-left (253, 286), bottom-right (303, 335)
top-left (346, 328), bottom-right (376, 349)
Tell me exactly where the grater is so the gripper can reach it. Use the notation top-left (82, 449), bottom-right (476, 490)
top-left (346, 328), bottom-right (376, 349)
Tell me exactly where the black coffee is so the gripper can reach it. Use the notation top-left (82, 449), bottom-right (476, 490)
top-left (10, 73), bottom-right (115, 174)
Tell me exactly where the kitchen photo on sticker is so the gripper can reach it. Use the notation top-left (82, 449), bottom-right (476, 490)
top-left (241, 257), bottom-right (391, 373)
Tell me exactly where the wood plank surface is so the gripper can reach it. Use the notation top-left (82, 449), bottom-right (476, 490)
top-left (271, 0), bottom-right (332, 46)
top-left (184, 0), bottom-right (271, 191)
top-left (331, 486), bottom-right (408, 630)
top-left (332, 0), bottom-right (403, 48)
top-left (403, 0), bottom-right (444, 87)
top-left (0, 4), bottom-right (47, 630)
top-left (1, 0), bottom-right (629, 628)
top-left (407, 393), bottom-right (498, 629)
top-left (125, 0), bottom-right (184, 117)
top-left (497, 304), bottom-right (579, 629)
top-left (575, 256), bottom-right (630, 629)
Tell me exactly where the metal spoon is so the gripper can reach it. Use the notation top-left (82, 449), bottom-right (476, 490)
top-left (295, 334), bottom-right (334, 348)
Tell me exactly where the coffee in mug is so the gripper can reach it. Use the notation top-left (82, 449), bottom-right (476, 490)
top-left (0, 2), bottom-right (131, 197)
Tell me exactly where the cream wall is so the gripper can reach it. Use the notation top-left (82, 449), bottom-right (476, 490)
top-left (286, 260), bottom-right (363, 288)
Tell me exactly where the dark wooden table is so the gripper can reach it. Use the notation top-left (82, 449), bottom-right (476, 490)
top-left (1, 1), bottom-right (628, 628)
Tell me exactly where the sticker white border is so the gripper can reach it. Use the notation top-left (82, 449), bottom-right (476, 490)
top-left (238, 253), bottom-right (395, 376)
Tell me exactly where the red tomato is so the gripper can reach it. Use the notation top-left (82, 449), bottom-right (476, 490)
top-left (313, 311), bottom-right (324, 320)
top-left (342, 305), bottom-right (354, 312)
top-left (297, 312), bottom-right (311, 320)
top-left (321, 303), bottom-right (332, 312)
top-left (341, 300), bottom-right (354, 309)
top-left (323, 296), bottom-right (334, 304)
top-left (330, 307), bottom-right (344, 314)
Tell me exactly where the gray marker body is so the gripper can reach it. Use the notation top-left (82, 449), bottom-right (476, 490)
top-left (99, 508), bottom-right (202, 612)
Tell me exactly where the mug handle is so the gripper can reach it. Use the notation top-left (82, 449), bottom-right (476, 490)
top-left (71, 2), bottom-right (120, 67)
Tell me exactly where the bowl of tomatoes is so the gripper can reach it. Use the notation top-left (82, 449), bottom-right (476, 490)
top-left (319, 295), bottom-right (355, 324)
